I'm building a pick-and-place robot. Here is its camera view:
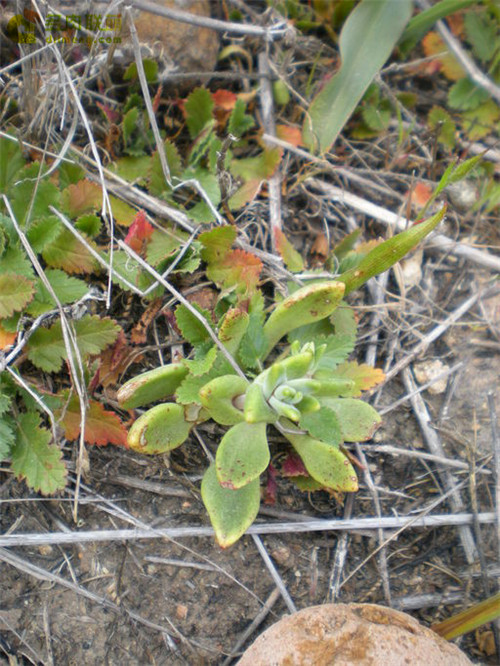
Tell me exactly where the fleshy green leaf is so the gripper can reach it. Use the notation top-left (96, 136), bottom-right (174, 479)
top-left (218, 308), bottom-right (249, 356)
top-left (216, 421), bottom-right (269, 489)
top-left (284, 428), bottom-right (358, 491)
top-left (303, 0), bottom-right (413, 152)
top-left (337, 207), bottom-right (446, 294)
top-left (299, 407), bottom-right (342, 446)
top-left (117, 363), bottom-right (189, 409)
top-left (201, 463), bottom-right (260, 548)
top-left (321, 397), bottom-right (381, 441)
top-left (262, 281), bottom-right (345, 358)
top-left (10, 412), bottom-right (67, 494)
top-left (127, 403), bottom-right (192, 454)
top-left (0, 274), bottom-right (35, 317)
top-left (199, 375), bottom-right (248, 426)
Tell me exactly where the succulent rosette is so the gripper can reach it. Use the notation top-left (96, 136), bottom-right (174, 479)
top-left (117, 281), bottom-right (385, 546)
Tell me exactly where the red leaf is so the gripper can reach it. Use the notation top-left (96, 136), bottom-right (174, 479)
top-left (282, 453), bottom-right (308, 477)
top-left (207, 248), bottom-right (262, 294)
top-left (212, 89), bottom-right (237, 111)
top-left (96, 101), bottom-right (121, 124)
top-left (276, 124), bottom-right (303, 147)
top-left (264, 463), bottom-right (278, 505)
top-left (60, 396), bottom-right (128, 447)
top-left (124, 210), bottom-right (154, 254)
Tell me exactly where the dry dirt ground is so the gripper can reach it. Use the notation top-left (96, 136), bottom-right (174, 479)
top-left (1, 1), bottom-right (500, 665)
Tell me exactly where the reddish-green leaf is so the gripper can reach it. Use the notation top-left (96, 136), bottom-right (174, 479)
top-left (0, 274), bottom-right (35, 317)
top-left (42, 229), bottom-right (97, 274)
top-left (59, 395), bottom-right (128, 446)
top-left (331, 361), bottom-right (385, 397)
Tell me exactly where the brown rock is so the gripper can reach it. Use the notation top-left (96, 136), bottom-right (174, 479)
top-left (134, 0), bottom-right (219, 75)
top-left (238, 603), bottom-right (472, 666)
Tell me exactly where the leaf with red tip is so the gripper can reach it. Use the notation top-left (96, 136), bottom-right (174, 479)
top-left (281, 453), bottom-right (308, 477)
top-left (59, 395), bottom-right (128, 446)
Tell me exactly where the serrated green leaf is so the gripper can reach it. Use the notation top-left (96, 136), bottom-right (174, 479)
top-left (183, 167), bottom-right (221, 223)
top-left (321, 397), bottom-right (381, 442)
top-left (123, 58), bottom-right (158, 82)
top-left (75, 214), bottom-right (101, 237)
top-left (184, 87), bottom-right (214, 139)
top-left (10, 163), bottom-right (60, 225)
top-left (148, 140), bottom-right (183, 196)
top-left (428, 106), bottom-right (456, 149)
top-left (238, 295), bottom-right (267, 370)
top-left (57, 161), bottom-right (85, 189)
top-left (200, 225), bottom-right (236, 263)
top-left (465, 10), bottom-right (497, 62)
top-left (11, 412), bottom-right (67, 494)
top-left (228, 98), bottom-right (255, 138)
top-left (0, 245), bottom-right (34, 278)
top-left (26, 216), bottom-right (63, 251)
top-left (284, 428), bottom-right (358, 491)
top-left (0, 274), bottom-right (35, 317)
top-left (27, 315), bottom-right (120, 373)
top-left (303, 0), bottom-right (413, 152)
top-left (122, 106), bottom-right (140, 147)
top-left (299, 407), bottom-right (342, 446)
top-left (448, 78), bottom-right (490, 111)
top-left (0, 414), bottom-right (15, 459)
top-left (42, 229), bottom-right (97, 274)
top-left (0, 135), bottom-right (25, 193)
top-left (127, 403), bottom-right (191, 454)
top-left (462, 100), bottom-right (500, 141)
top-left (117, 363), bottom-right (189, 409)
top-left (146, 229), bottom-right (183, 266)
top-left (184, 344), bottom-right (217, 376)
top-left (201, 463), bottom-right (260, 548)
top-left (175, 303), bottom-right (213, 346)
top-left (26, 270), bottom-right (88, 316)
top-left (216, 421), bottom-right (269, 489)
top-left (110, 156), bottom-right (151, 185)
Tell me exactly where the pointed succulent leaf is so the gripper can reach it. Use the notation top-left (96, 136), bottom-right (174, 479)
top-left (312, 377), bottom-right (356, 396)
top-left (199, 375), bottom-right (248, 426)
top-left (337, 207), bottom-right (446, 294)
top-left (285, 378), bottom-right (321, 395)
top-left (269, 396), bottom-right (301, 421)
top-left (117, 363), bottom-right (189, 409)
top-left (262, 282), bottom-right (345, 358)
top-left (321, 398), bottom-right (381, 442)
top-left (284, 429), bottom-right (358, 492)
top-left (216, 422), bottom-right (269, 489)
top-left (127, 403), bottom-right (191, 454)
top-left (244, 383), bottom-right (278, 424)
top-left (296, 395), bottom-right (321, 414)
top-left (218, 308), bottom-right (249, 356)
top-left (201, 463), bottom-right (260, 548)
top-left (299, 407), bottom-right (342, 446)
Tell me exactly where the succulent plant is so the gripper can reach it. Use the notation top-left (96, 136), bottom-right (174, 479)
top-left (118, 208), bottom-right (446, 546)
top-left (118, 280), bottom-right (384, 546)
